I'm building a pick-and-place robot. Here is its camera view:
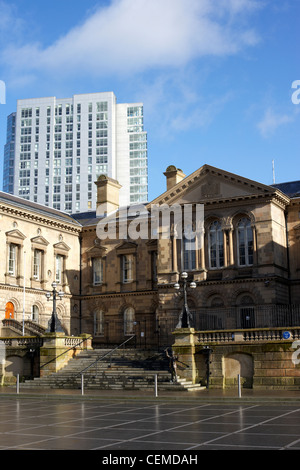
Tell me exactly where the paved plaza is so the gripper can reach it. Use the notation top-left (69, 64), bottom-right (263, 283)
top-left (0, 389), bottom-right (300, 452)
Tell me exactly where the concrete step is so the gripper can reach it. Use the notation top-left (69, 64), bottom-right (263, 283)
top-left (176, 378), bottom-right (206, 391)
top-left (22, 348), bottom-right (204, 393)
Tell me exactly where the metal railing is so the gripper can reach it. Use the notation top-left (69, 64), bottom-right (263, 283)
top-left (40, 335), bottom-right (93, 370)
top-left (76, 334), bottom-right (136, 377)
top-left (48, 334), bottom-right (137, 391)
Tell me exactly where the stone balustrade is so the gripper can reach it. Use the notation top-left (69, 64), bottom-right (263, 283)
top-left (197, 327), bottom-right (300, 344)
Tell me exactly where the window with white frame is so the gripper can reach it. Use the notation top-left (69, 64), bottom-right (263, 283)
top-left (55, 254), bottom-right (64, 283)
top-left (33, 249), bottom-right (42, 280)
top-left (8, 244), bottom-right (17, 275)
top-left (93, 258), bottom-right (103, 285)
top-left (124, 307), bottom-right (135, 335)
top-left (122, 255), bottom-right (133, 283)
top-left (31, 304), bottom-right (39, 323)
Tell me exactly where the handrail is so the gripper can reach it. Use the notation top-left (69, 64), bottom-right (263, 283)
top-left (40, 335), bottom-right (93, 369)
top-left (76, 335), bottom-right (136, 377)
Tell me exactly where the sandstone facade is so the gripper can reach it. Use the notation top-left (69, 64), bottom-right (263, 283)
top-left (1, 165), bottom-right (299, 351)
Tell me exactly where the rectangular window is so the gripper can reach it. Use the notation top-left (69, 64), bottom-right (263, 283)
top-left (183, 237), bottom-right (196, 271)
top-left (122, 255), bottom-right (133, 283)
top-left (93, 258), bottom-right (103, 285)
top-left (33, 249), bottom-right (42, 280)
top-left (55, 254), bottom-right (63, 283)
top-left (8, 244), bottom-right (17, 275)
top-left (94, 310), bottom-right (104, 336)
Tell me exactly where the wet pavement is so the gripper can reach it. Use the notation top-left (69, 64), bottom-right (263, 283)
top-left (0, 387), bottom-right (300, 451)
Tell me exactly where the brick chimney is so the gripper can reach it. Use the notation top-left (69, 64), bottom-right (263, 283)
top-left (95, 175), bottom-right (122, 216)
top-left (163, 165), bottom-right (186, 191)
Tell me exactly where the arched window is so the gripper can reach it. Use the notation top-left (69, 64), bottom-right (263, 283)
top-left (237, 218), bottom-right (253, 266)
top-left (31, 305), bottom-right (39, 323)
top-left (210, 296), bottom-right (224, 308)
top-left (209, 221), bottom-right (224, 269)
top-left (94, 309), bottom-right (104, 336)
top-left (239, 294), bottom-right (255, 328)
top-left (124, 307), bottom-right (135, 335)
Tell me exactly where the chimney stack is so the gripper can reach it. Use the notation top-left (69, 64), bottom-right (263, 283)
top-left (164, 165), bottom-right (186, 191)
top-left (95, 175), bottom-right (122, 216)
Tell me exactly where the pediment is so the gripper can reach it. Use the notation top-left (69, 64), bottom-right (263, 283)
top-left (31, 235), bottom-right (49, 246)
top-left (5, 229), bottom-right (26, 240)
top-left (86, 244), bottom-right (107, 256)
top-left (293, 223), bottom-right (300, 232)
top-left (116, 241), bottom-right (137, 254)
top-left (53, 241), bottom-right (70, 252)
top-left (149, 164), bottom-right (281, 206)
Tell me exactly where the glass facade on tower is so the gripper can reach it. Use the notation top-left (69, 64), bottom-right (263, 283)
top-left (3, 92), bottom-right (148, 212)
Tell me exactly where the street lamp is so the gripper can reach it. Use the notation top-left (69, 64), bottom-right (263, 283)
top-left (174, 272), bottom-right (196, 328)
top-left (45, 282), bottom-right (65, 333)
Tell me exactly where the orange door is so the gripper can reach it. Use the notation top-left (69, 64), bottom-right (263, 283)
top-left (5, 302), bottom-right (14, 319)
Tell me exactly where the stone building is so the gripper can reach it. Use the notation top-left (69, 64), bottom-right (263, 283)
top-left (1, 163), bottom-right (299, 350)
top-left (74, 164), bottom-right (300, 350)
top-left (0, 192), bottom-right (81, 335)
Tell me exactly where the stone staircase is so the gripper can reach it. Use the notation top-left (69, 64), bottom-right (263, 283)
top-left (21, 349), bottom-right (205, 392)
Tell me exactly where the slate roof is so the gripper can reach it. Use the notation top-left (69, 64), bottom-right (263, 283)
top-left (0, 191), bottom-right (81, 227)
top-left (272, 181), bottom-right (300, 198)
top-left (71, 211), bottom-right (98, 226)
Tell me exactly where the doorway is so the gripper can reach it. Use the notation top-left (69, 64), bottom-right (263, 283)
top-left (5, 302), bottom-right (14, 319)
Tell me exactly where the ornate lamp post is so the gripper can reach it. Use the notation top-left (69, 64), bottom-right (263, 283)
top-left (45, 282), bottom-right (65, 333)
top-left (174, 272), bottom-right (196, 328)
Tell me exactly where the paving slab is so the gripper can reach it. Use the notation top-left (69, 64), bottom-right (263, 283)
top-left (0, 386), bottom-right (300, 452)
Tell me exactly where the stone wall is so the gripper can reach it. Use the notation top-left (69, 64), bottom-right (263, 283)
top-left (172, 329), bottom-right (300, 390)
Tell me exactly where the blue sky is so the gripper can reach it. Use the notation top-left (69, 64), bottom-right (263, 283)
top-left (0, 0), bottom-right (299, 201)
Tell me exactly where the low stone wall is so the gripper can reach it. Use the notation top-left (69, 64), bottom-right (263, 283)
top-left (172, 328), bottom-right (300, 390)
top-left (0, 333), bottom-right (93, 382)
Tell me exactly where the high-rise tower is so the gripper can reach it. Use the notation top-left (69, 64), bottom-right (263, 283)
top-left (3, 92), bottom-right (148, 212)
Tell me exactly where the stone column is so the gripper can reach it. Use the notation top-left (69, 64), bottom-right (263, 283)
top-left (172, 328), bottom-right (197, 384)
top-left (228, 227), bottom-right (234, 266)
top-left (223, 229), bottom-right (228, 267)
top-left (40, 333), bottom-right (92, 377)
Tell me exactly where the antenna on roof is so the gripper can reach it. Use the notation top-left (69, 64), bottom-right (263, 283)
top-left (272, 160), bottom-right (275, 184)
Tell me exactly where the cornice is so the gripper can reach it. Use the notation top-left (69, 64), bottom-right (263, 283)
top-left (0, 283), bottom-right (72, 297)
top-left (156, 275), bottom-right (284, 289)
top-left (77, 289), bottom-right (157, 301)
top-left (0, 204), bottom-right (81, 235)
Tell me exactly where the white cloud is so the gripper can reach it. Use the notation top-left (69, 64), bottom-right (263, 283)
top-left (1, 0), bottom-right (261, 78)
top-left (257, 108), bottom-right (294, 138)
top-left (0, 1), bottom-right (24, 39)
